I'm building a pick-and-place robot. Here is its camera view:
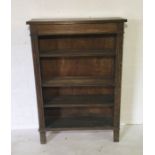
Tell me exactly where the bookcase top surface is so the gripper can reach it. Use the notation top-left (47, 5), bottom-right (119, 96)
top-left (26, 17), bottom-right (127, 25)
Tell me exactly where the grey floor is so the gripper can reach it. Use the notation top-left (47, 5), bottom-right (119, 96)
top-left (12, 125), bottom-right (142, 155)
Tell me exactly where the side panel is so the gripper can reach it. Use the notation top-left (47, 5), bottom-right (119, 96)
top-left (29, 28), bottom-right (46, 143)
top-left (113, 23), bottom-right (124, 141)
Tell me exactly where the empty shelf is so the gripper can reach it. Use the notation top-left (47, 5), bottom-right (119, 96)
top-left (42, 76), bottom-right (114, 87)
top-left (45, 116), bottom-right (113, 130)
top-left (40, 49), bottom-right (115, 57)
top-left (44, 95), bottom-right (114, 107)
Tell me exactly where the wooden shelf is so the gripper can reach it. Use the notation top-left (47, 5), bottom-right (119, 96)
top-left (45, 116), bottom-right (113, 130)
top-left (27, 18), bottom-right (127, 143)
top-left (44, 95), bottom-right (114, 108)
top-left (42, 76), bottom-right (114, 87)
top-left (40, 49), bottom-right (115, 57)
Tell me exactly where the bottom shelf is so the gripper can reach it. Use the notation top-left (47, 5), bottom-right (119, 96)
top-left (45, 117), bottom-right (113, 130)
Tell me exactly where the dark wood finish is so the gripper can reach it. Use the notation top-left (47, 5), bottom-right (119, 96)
top-left (39, 49), bottom-right (115, 57)
top-left (26, 17), bottom-right (127, 24)
top-left (42, 76), bottom-right (114, 87)
top-left (38, 34), bottom-right (116, 50)
top-left (44, 95), bottom-right (114, 107)
top-left (46, 126), bottom-right (113, 131)
top-left (42, 87), bottom-right (114, 97)
top-left (113, 23), bottom-right (124, 142)
top-left (30, 35), bottom-right (46, 144)
top-left (27, 18), bottom-right (127, 143)
top-left (44, 107), bottom-right (113, 120)
top-left (45, 117), bottom-right (113, 129)
top-left (40, 58), bottom-right (115, 79)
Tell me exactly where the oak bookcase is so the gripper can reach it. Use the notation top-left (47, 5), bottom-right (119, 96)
top-left (27, 18), bottom-right (127, 144)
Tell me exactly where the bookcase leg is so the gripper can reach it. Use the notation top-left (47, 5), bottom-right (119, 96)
top-left (113, 128), bottom-right (119, 142)
top-left (40, 131), bottom-right (46, 144)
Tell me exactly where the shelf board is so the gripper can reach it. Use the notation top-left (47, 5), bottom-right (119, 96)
top-left (40, 49), bottom-right (115, 57)
top-left (44, 95), bottom-right (114, 108)
top-left (42, 76), bottom-right (114, 87)
top-left (45, 116), bottom-right (113, 130)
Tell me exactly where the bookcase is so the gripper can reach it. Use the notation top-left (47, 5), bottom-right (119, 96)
top-left (26, 18), bottom-right (127, 144)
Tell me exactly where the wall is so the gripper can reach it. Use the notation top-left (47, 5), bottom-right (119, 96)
top-left (12, 0), bottom-right (143, 129)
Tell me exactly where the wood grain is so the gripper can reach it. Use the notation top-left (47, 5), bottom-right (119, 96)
top-left (44, 94), bottom-right (114, 107)
top-left (39, 34), bottom-right (116, 51)
top-left (40, 58), bottom-right (115, 79)
top-left (27, 18), bottom-right (127, 143)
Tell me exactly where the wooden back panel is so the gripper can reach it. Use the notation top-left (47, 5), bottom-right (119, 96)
top-left (39, 34), bottom-right (116, 50)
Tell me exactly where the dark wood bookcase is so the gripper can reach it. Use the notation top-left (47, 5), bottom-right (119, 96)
top-left (26, 18), bottom-right (127, 144)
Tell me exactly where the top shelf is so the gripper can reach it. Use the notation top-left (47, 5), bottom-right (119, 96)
top-left (39, 49), bottom-right (115, 58)
top-left (27, 17), bottom-right (127, 25)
